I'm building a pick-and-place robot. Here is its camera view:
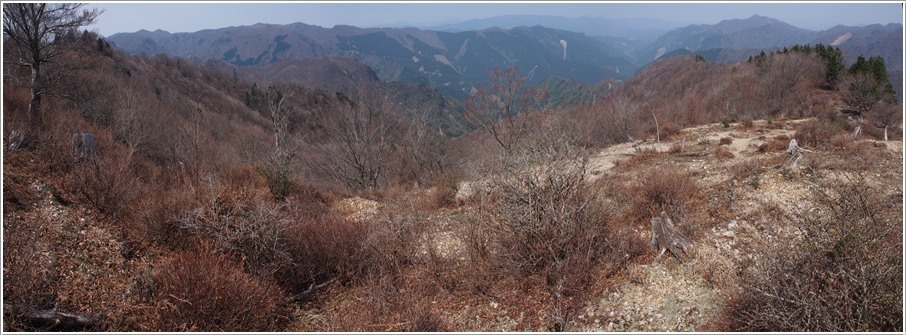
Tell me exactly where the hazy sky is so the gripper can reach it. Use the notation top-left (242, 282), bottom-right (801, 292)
top-left (87, 1), bottom-right (904, 37)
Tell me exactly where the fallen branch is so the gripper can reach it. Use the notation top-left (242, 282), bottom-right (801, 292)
top-left (3, 304), bottom-right (96, 330)
top-left (676, 151), bottom-right (709, 157)
top-left (285, 276), bottom-right (339, 303)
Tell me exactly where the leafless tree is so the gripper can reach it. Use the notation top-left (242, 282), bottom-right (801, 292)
top-left (842, 72), bottom-right (884, 138)
top-left (111, 80), bottom-right (159, 158)
top-left (870, 102), bottom-right (901, 142)
top-left (464, 67), bottom-right (545, 151)
top-left (765, 52), bottom-right (810, 114)
top-left (402, 110), bottom-right (454, 187)
top-left (3, 3), bottom-right (101, 137)
top-left (606, 94), bottom-right (637, 143)
top-left (313, 87), bottom-right (398, 190)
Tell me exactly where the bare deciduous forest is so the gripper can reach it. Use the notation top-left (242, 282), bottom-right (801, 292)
top-left (2, 3), bottom-right (902, 332)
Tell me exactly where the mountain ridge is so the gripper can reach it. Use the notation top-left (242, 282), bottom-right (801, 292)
top-left (107, 15), bottom-right (901, 104)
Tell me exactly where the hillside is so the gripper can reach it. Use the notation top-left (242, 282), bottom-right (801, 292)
top-left (4, 13), bottom-right (903, 333)
top-left (108, 23), bottom-right (635, 100)
top-left (428, 14), bottom-right (679, 40)
top-left (628, 15), bottom-right (902, 74)
top-left (221, 56), bottom-right (468, 135)
top-left (634, 15), bottom-right (817, 62)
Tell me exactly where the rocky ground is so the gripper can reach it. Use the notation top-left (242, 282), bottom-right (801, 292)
top-left (6, 117), bottom-right (900, 331)
top-left (332, 117), bottom-right (902, 331)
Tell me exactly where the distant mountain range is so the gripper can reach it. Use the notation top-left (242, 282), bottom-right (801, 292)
top-left (108, 23), bottom-right (635, 100)
top-left (107, 15), bottom-right (902, 104)
top-left (427, 14), bottom-right (679, 40)
top-left (636, 15), bottom-right (902, 69)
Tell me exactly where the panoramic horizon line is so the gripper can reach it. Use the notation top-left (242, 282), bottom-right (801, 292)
top-left (110, 13), bottom-right (900, 36)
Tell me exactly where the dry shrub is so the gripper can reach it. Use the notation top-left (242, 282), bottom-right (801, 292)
top-left (730, 178), bottom-right (902, 331)
top-left (659, 122), bottom-right (682, 140)
top-left (406, 305), bottom-right (449, 332)
top-left (729, 159), bottom-right (762, 188)
top-left (421, 171), bottom-right (461, 210)
top-left (164, 172), bottom-right (300, 275)
top-left (842, 140), bottom-right (893, 170)
top-left (175, 196), bottom-right (294, 276)
top-left (286, 180), bottom-right (332, 214)
top-left (417, 185), bottom-right (457, 210)
top-left (279, 215), bottom-right (371, 296)
top-left (465, 132), bottom-right (616, 297)
top-left (828, 133), bottom-right (853, 150)
top-left (67, 153), bottom-right (143, 218)
top-left (363, 203), bottom-right (429, 279)
top-left (322, 280), bottom-right (449, 332)
top-left (618, 148), bottom-right (665, 169)
top-left (757, 134), bottom-right (790, 153)
top-left (152, 243), bottom-right (289, 331)
top-left (713, 146), bottom-right (735, 159)
top-left (627, 166), bottom-right (702, 229)
top-left (692, 246), bottom-right (739, 292)
top-left (793, 111), bottom-right (849, 149)
top-left (255, 165), bottom-right (299, 201)
top-left (128, 163), bottom-right (207, 248)
top-left (2, 216), bottom-right (59, 331)
top-left (2, 150), bottom-right (44, 211)
top-left (36, 108), bottom-right (143, 217)
top-left (599, 215), bottom-right (648, 275)
top-left (219, 166), bottom-right (271, 209)
top-left (719, 136), bottom-right (733, 145)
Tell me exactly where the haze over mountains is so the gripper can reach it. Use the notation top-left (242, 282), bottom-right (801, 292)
top-left (107, 14), bottom-right (902, 103)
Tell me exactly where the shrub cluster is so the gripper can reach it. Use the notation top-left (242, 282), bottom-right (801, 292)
top-left (729, 178), bottom-right (902, 331)
top-left (151, 243), bottom-right (289, 331)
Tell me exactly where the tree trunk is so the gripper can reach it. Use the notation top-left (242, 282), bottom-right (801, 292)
top-left (884, 125), bottom-right (888, 142)
top-left (28, 63), bottom-right (42, 135)
top-left (653, 112), bottom-right (660, 143)
top-left (4, 304), bottom-right (96, 330)
top-left (851, 115), bottom-right (863, 139)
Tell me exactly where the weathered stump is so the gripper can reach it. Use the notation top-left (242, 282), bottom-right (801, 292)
top-left (650, 211), bottom-right (691, 261)
top-left (786, 138), bottom-right (812, 168)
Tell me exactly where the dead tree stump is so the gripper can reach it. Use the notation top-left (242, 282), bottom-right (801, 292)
top-left (786, 139), bottom-right (812, 168)
top-left (650, 211), bottom-right (691, 261)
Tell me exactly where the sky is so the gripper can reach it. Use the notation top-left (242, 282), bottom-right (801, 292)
top-left (87, 1), bottom-right (904, 37)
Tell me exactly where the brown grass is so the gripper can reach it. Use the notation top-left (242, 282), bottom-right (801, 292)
top-left (627, 166), bottom-right (702, 227)
top-left (729, 158), bottom-right (762, 188)
top-left (2, 216), bottom-right (59, 331)
top-left (151, 242), bottom-right (289, 331)
top-left (757, 134), bottom-right (790, 153)
top-left (793, 111), bottom-right (850, 149)
top-left (728, 178), bottom-right (902, 332)
top-left (278, 215), bottom-right (372, 297)
top-left (617, 148), bottom-right (666, 170)
top-left (660, 122), bottom-right (682, 140)
top-left (713, 146), bottom-right (735, 159)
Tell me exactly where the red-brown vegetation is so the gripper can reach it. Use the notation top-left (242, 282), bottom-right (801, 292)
top-left (150, 243), bottom-right (289, 331)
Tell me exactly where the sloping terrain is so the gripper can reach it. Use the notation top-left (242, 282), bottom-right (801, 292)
top-left (108, 24), bottom-right (635, 100)
top-left (296, 118), bottom-right (902, 331)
